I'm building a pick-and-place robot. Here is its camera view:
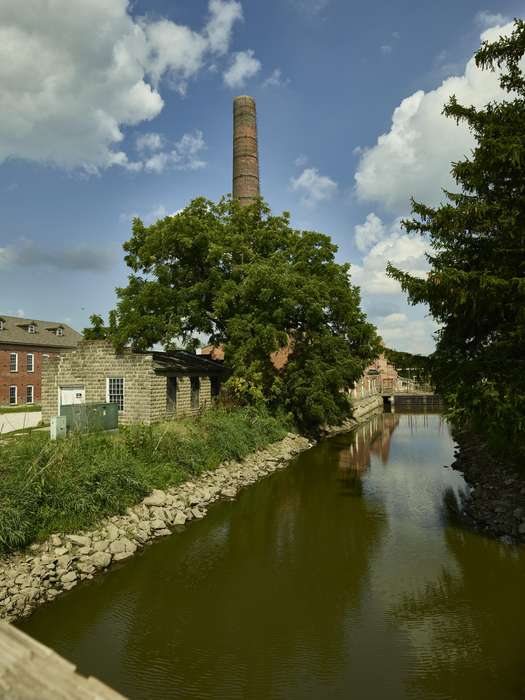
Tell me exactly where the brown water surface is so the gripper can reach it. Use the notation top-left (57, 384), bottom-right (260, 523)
top-left (18, 413), bottom-right (525, 699)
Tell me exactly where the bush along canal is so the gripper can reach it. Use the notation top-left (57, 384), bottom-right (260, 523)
top-left (14, 411), bottom-right (525, 700)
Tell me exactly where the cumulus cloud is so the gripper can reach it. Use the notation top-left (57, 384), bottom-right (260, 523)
top-left (0, 241), bottom-right (115, 272)
top-left (374, 313), bottom-right (438, 354)
top-left (206, 0), bottom-right (243, 55)
top-left (475, 11), bottom-right (509, 28)
top-left (262, 68), bottom-right (289, 88)
top-left (354, 20), bottom-right (517, 214)
top-left (223, 50), bottom-right (261, 88)
top-left (142, 130), bottom-right (206, 173)
top-left (290, 167), bottom-right (338, 207)
top-left (0, 0), bottom-right (242, 172)
top-left (351, 213), bottom-right (430, 295)
top-left (136, 132), bottom-right (164, 153)
top-left (354, 212), bottom-right (385, 252)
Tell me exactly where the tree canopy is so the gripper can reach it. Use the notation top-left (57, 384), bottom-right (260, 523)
top-left (89, 197), bottom-right (380, 430)
top-left (388, 20), bottom-right (525, 454)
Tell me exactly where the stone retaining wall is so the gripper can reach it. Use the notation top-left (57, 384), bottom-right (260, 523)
top-left (0, 433), bottom-right (312, 623)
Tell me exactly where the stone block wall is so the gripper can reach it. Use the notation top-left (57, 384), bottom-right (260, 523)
top-left (42, 340), bottom-right (215, 426)
top-left (42, 341), bottom-right (156, 425)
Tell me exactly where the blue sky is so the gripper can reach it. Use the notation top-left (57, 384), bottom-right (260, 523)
top-left (0, 0), bottom-right (521, 353)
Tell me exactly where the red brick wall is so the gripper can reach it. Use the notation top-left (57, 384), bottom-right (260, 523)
top-left (0, 345), bottom-right (61, 406)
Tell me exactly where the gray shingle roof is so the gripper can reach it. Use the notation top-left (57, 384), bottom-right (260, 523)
top-left (0, 314), bottom-right (82, 349)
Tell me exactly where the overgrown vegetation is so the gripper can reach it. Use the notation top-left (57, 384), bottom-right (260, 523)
top-left (86, 198), bottom-right (380, 431)
top-left (0, 407), bottom-right (290, 555)
top-left (388, 20), bottom-right (525, 457)
top-left (384, 349), bottom-right (432, 384)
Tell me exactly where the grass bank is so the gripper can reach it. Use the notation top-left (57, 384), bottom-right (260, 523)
top-left (0, 407), bottom-right (291, 555)
top-left (0, 405), bottom-right (41, 415)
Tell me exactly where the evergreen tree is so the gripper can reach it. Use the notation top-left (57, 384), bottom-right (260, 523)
top-left (388, 20), bottom-right (525, 453)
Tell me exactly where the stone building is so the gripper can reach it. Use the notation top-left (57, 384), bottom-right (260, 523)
top-left (41, 341), bottom-right (227, 426)
top-left (0, 314), bottom-right (81, 407)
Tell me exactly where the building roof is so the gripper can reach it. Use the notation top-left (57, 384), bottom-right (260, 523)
top-left (0, 314), bottom-right (82, 349)
top-left (149, 350), bottom-right (228, 376)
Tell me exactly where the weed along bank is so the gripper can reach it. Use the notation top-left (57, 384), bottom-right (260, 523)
top-left (41, 340), bottom-right (227, 426)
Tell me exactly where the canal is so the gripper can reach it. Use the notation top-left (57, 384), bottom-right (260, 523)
top-left (18, 412), bottom-right (525, 700)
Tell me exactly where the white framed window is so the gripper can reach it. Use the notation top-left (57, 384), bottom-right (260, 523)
top-left (56, 327), bottom-right (64, 336)
top-left (26, 385), bottom-right (34, 404)
top-left (9, 352), bottom-right (18, 372)
top-left (9, 386), bottom-right (17, 405)
top-left (27, 353), bottom-right (34, 373)
top-left (0, 319), bottom-right (4, 331)
top-left (28, 324), bottom-right (36, 334)
top-left (106, 377), bottom-right (124, 411)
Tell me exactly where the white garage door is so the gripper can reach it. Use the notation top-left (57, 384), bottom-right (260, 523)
top-left (60, 386), bottom-right (86, 406)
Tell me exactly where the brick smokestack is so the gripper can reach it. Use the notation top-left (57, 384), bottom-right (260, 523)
top-left (233, 95), bottom-right (260, 205)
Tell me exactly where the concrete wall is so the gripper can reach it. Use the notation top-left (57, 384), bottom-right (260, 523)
top-left (42, 341), bottom-right (212, 426)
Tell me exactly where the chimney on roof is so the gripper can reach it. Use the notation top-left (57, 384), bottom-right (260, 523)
top-left (232, 95), bottom-right (260, 206)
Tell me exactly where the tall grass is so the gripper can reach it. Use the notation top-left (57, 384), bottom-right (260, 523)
top-left (0, 407), bottom-right (291, 555)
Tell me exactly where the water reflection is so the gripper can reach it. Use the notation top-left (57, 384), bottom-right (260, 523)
top-left (19, 413), bottom-right (525, 700)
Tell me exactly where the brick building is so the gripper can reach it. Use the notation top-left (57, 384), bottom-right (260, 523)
top-left (0, 315), bottom-right (82, 407)
top-left (41, 340), bottom-right (227, 425)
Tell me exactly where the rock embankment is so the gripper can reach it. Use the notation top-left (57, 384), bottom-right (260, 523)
top-left (321, 395), bottom-right (383, 437)
top-left (0, 433), bottom-right (311, 622)
top-left (451, 433), bottom-right (525, 545)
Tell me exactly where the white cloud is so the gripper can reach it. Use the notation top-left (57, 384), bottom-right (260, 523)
top-left (374, 313), bottom-right (438, 354)
top-left (475, 11), bottom-right (509, 28)
top-left (136, 132), bottom-right (164, 153)
top-left (262, 68), bottom-right (289, 88)
top-left (351, 214), bottom-right (430, 295)
top-left (354, 20), bottom-right (518, 214)
top-left (223, 50), bottom-right (261, 88)
top-left (206, 0), bottom-right (243, 55)
top-left (354, 212), bottom-right (385, 252)
top-left (143, 130), bottom-right (206, 173)
top-left (0, 0), bottom-right (242, 172)
top-left (290, 167), bottom-right (338, 207)
top-left (295, 154), bottom-right (308, 168)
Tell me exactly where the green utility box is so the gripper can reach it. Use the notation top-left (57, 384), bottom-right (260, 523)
top-left (60, 402), bottom-right (119, 433)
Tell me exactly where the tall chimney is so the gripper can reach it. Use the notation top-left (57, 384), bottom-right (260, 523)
top-left (233, 95), bottom-right (260, 206)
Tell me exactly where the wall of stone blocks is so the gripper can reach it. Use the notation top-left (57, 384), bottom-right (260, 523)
top-left (42, 340), bottom-right (216, 427)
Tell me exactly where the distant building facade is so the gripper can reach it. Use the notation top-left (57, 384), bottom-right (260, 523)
top-left (0, 315), bottom-right (82, 407)
top-left (42, 340), bottom-right (227, 425)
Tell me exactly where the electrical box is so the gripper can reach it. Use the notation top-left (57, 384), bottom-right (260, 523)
top-left (60, 403), bottom-right (119, 433)
top-left (50, 415), bottom-right (67, 441)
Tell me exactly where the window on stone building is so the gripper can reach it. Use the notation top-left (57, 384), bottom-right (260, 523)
top-left (0, 319), bottom-right (4, 331)
top-left (9, 386), bottom-right (17, 405)
top-left (28, 324), bottom-right (36, 334)
top-left (167, 376), bottom-right (177, 413)
top-left (56, 327), bottom-right (64, 336)
top-left (26, 385), bottom-right (34, 404)
top-left (190, 377), bottom-right (200, 411)
top-left (9, 352), bottom-right (18, 372)
top-left (107, 377), bottom-right (124, 411)
top-left (27, 353), bottom-right (34, 372)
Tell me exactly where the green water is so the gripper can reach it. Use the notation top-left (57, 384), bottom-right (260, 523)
top-left (18, 413), bottom-right (525, 700)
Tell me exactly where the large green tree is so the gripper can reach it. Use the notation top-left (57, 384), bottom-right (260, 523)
top-left (94, 197), bottom-right (379, 430)
top-left (388, 20), bottom-right (525, 454)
